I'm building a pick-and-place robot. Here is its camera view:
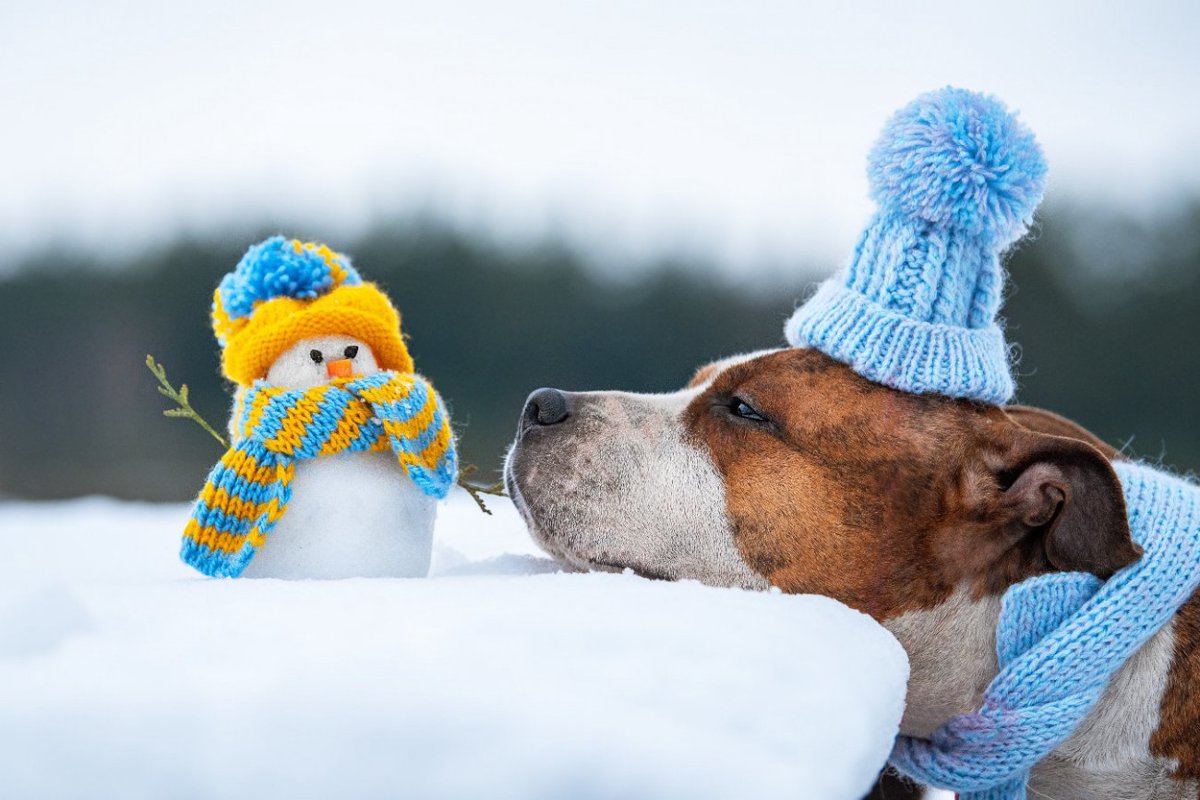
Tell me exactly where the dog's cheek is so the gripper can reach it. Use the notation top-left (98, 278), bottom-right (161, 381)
top-left (701, 431), bottom-right (950, 618)
top-left (721, 452), bottom-right (848, 592)
top-left (682, 415), bottom-right (812, 587)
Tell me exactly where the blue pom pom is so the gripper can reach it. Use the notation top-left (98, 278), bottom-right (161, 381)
top-left (867, 87), bottom-right (1047, 243)
top-left (218, 236), bottom-right (359, 319)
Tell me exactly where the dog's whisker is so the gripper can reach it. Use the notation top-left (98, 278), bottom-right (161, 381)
top-left (1026, 783), bottom-right (1064, 800)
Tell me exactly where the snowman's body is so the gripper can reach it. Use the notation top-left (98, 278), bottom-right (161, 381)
top-left (239, 450), bottom-right (436, 579)
top-left (238, 334), bottom-right (438, 580)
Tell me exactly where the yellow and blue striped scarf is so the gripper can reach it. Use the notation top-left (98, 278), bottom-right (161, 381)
top-left (180, 371), bottom-right (457, 577)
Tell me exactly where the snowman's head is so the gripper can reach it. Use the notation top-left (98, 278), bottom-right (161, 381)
top-left (264, 335), bottom-right (381, 390)
top-left (213, 238), bottom-right (414, 386)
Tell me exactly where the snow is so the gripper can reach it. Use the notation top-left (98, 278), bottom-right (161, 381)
top-left (0, 492), bottom-right (909, 799)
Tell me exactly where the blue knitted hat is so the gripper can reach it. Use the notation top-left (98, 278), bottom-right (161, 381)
top-left (785, 87), bottom-right (1048, 405)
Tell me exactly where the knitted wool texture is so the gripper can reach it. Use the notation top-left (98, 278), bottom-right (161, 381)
top-left (180, 371), bottom-right (458, 578)
top-left (213, 237), bottom-right (413, 385)
top-left (890, 459), bottom-right (1200, 798)
top-left (786, 88), bottom-right (1048, 404)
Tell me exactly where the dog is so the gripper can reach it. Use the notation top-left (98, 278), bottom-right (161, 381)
top-left (504, 347), bottom-right (1199, 800)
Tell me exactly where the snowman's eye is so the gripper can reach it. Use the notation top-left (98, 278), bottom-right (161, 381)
top-left (309, 349), bottom-right (323, 364)
top-left (344, 345), bottom-right (359, 359)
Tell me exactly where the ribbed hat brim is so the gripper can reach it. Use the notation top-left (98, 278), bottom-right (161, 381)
top-left (786, 281), bottom-right (1014, 405)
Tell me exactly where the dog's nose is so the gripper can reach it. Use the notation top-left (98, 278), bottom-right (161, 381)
top-left (523, 387), bottom-right (570, 427)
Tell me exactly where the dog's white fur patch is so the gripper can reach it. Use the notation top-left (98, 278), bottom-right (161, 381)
top-left (882, 587), bottom-right (1002, 739)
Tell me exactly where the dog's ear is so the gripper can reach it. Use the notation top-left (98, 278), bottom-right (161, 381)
top-left (1003, 405), bottom-right (1120, 460)
top-left (995, 433), bottom-right (1141, 578)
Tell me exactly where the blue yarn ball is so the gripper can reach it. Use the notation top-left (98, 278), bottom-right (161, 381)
top-left (867, 87), bottom-right (1048, 243)
top-left (219, 236), bottom-right (358, 319)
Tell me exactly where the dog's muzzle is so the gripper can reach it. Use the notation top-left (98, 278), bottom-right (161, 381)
top-left (506, 387), bottom-right (575, 505)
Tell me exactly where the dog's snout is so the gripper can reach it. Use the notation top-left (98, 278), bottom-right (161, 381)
top-left (523, 388), bottom-right (571, 427)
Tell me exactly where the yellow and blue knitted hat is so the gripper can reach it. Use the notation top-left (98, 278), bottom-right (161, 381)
top-left (212, 237), bottom-right (413, 385)
top-left (785, 87), bottom-right (1048, 405)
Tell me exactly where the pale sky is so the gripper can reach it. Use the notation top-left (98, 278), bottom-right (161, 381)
top-left (2, 0), bottom-right (1198, 275)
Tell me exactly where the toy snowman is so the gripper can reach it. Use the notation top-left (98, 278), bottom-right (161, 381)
top-left (180, 237), bottom-right (458, 579)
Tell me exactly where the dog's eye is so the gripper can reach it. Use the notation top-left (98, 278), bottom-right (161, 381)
top-left (731, 398), bottom-right (767, 423)
top-left (309, 349), bottom-right (323, 364)
top-left (344, 345), bottom-right (359, 359)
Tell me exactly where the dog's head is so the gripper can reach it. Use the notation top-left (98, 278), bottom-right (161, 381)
top-left (505, 348), bottom-right (1141, 620)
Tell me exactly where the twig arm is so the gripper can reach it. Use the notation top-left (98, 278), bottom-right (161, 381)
top-left (457, 463), bottom-right (507, 515)
top-left (146, 354), bottom-right (228, 448)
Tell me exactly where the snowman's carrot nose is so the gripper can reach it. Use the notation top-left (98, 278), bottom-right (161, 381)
top-left (326, 359), bottom-right (355, 379)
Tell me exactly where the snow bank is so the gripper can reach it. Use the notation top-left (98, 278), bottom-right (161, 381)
top-left (0, 494), bottom-right (908, 799)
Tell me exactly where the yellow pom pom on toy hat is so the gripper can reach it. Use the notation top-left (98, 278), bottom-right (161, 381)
top-left (212, 237), bottom-right (413, 385)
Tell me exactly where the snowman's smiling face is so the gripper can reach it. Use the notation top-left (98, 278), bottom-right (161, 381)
top-left (265, 335), bottom-right (381, 389)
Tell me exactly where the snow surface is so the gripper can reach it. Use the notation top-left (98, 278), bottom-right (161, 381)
top-left (0, 492), bottom-right (910, 799)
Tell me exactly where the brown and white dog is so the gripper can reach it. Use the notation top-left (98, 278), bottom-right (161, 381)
top-left (504, 347), bottom-right (1200, 800)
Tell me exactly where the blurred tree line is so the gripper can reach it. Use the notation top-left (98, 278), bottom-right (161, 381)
top-left (0, 204), bottom-right (1197, 501)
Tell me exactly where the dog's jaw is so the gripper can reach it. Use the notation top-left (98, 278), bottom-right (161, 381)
top-left (881, 587), bottom-right (1003, 739)
top-left (502, 448), bottom-right (580, 572)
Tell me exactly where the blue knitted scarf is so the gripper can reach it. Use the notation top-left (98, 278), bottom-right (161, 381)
top-left (890, 460), bottom-right (1200, 798)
